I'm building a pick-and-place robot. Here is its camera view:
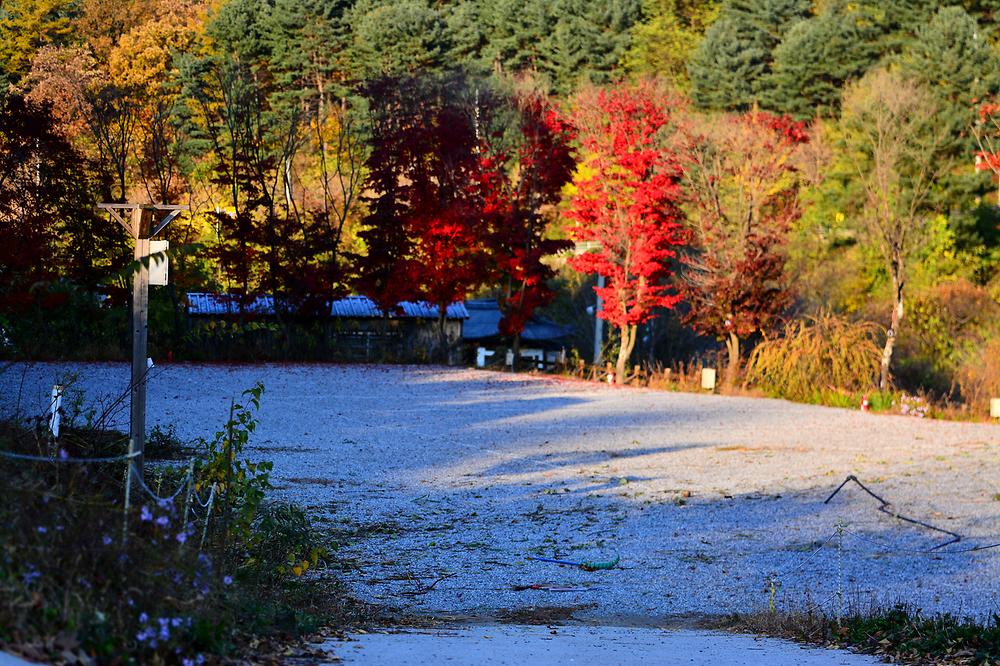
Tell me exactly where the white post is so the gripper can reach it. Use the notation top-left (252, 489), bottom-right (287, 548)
top-left (593, 274), bottom-right (605, 365)
top-left (48, 384), bottom-right (62, 455)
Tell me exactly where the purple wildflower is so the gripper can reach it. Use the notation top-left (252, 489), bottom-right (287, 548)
top-left (158, 617), bottom-right (170, 640)
top-left (22, 566), bottom-right (40, 585)
top-left (140, 505), bottom-right (153, 522)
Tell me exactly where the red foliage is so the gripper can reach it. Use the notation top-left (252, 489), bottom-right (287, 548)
top-left (974, 101), bottom-right (1000, 178)
top-left (678, 108), bottom-right (808, 344)
top-left (566, 83), bottom-right (687, 329)
top-left (354, 75), bottom-right (488, 320)
top-left (478, 93), bottom-right (576, 338)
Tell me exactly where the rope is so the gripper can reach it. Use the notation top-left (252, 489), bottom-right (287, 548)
top-left (0, 448), bottom-right (141, 464)
top-left (192, 485), bottom-right (215, 508)
top-left (129, 462), bottom-right (191, 504)
top-left (199, 484), bottom-right (216, 551)
top-left (825, 475), bottom-right (961, 551)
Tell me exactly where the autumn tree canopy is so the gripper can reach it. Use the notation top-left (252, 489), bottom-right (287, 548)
top-left (567, 81), bottom-right (687, 384)
top-left (679, 107), bottom-right (808, 387)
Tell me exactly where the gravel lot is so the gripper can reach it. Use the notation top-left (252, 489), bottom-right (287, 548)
top-left (3, 362), bottom-right (999, 623)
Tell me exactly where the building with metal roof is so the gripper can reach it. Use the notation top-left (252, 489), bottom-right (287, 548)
top-left (186, 293), bottom-right (468, 320)
top-left (462, 299), bottom-right (572, 369)
top-left (462, 299), bottom-right (571, 343)
top-left (184, 292), bottom-right (468, 363)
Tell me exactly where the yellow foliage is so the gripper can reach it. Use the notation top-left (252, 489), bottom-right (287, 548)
top-left (108, 17), bottom-right (199, 91)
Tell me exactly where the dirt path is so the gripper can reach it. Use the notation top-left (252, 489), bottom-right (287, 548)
top-left (4, 363), bottom-right (999, 628)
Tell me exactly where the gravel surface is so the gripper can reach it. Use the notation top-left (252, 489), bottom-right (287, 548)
top-left (3, 362), bottom-right (999, 623)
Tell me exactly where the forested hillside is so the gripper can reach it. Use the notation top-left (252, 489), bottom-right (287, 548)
top-left (1, 0), bottom-right (998, 411)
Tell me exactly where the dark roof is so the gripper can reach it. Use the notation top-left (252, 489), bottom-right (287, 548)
top-left (186, 293), bottom-right (468, 319)
top-left (463, 299), bottom-right (572, 341)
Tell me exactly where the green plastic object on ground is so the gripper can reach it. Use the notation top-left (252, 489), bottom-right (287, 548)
top-left (528, 555), bottom-right (620, 571)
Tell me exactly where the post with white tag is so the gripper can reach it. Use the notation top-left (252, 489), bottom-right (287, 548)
top-left (48, 384), bottom-right (62, 456)
top-left (98, 203), bottom-right (187, 475)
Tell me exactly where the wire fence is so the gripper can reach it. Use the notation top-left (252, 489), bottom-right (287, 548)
top-left (1, 434), bottom-right (220, 556)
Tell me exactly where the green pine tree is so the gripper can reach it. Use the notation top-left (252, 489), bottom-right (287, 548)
top-left (347, 0), bottom-right (451, 79)
top-left (763, 8), bottom-right (881, 118)
top-left (480, 0), bottom-right (555, 79)
top-left (688, 0), bottom-right (809, 110)
top-left (900, 5), bottom-right (998, 155)
top-left (546, 0), bottom-right (641, 93)
top-left (899, 5), bottom-right (1000, 279)
top-left (688, 13), bottom-right (768, 109)
top-left (731, 0), bottom-right (811, 47)
top-left (263, 0), bottom-right (351, 97)
top-left (447, 1), bottom-right (489, 68)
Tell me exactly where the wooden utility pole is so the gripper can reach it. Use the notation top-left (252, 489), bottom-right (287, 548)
top-left (99, 203), bottom-right (187, 474)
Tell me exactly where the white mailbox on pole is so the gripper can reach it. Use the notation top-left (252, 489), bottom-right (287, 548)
top-left (149, 240), bottom-right (169, 286)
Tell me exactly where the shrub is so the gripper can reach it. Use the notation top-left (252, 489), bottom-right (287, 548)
top-left (957, 338), bottom-right (1000, 415)
top-left (896, 279), bottom-right (1000, 397)
top-left (0, 382), bottom-right (338, 662)
top-left (745, 312), bottom-right (881, 402)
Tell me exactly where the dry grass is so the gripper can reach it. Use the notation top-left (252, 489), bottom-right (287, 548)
top-left (721, 604), bottom-right (1000, 665)
top-left (744, 312), bottom-right (881, 402)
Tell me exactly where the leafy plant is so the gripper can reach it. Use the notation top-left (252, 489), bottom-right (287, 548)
top-left (196, 382), bottom-right (273, 552)
top-left (244, 503), bottom-right (327, 583)
top-left (0, 381), bottom-right (344, 662)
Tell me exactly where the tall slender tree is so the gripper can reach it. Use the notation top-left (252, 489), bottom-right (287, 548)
top-left (679, 108), bottom-right (808, 387)
top-left (839, 69), bottom-right (949, 389)
top-left (477, 91), bottom-right (576, 361)
top-left (567, 82), bottom-right (687, 384)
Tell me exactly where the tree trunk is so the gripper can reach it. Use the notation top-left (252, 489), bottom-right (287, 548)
top-left (437, 308), bottom-right (447, 365)
top-left (724, 331), bottom-right (741, 389)
top-left (615, 325), bottom-right (637, 385)
top-left (879, 271), bottom-right (904, 391)
top-left (512, 333), bottom-right (521, 371)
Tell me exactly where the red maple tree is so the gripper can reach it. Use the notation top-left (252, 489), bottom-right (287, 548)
top-left (679, 108), bottom-right (808, 387)
top-left (477, 92), bottom-right (576, 360)
top-left (566, 82), bottom-right (687, 384)
top-left (355, 75), bottom-right (488, 359)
